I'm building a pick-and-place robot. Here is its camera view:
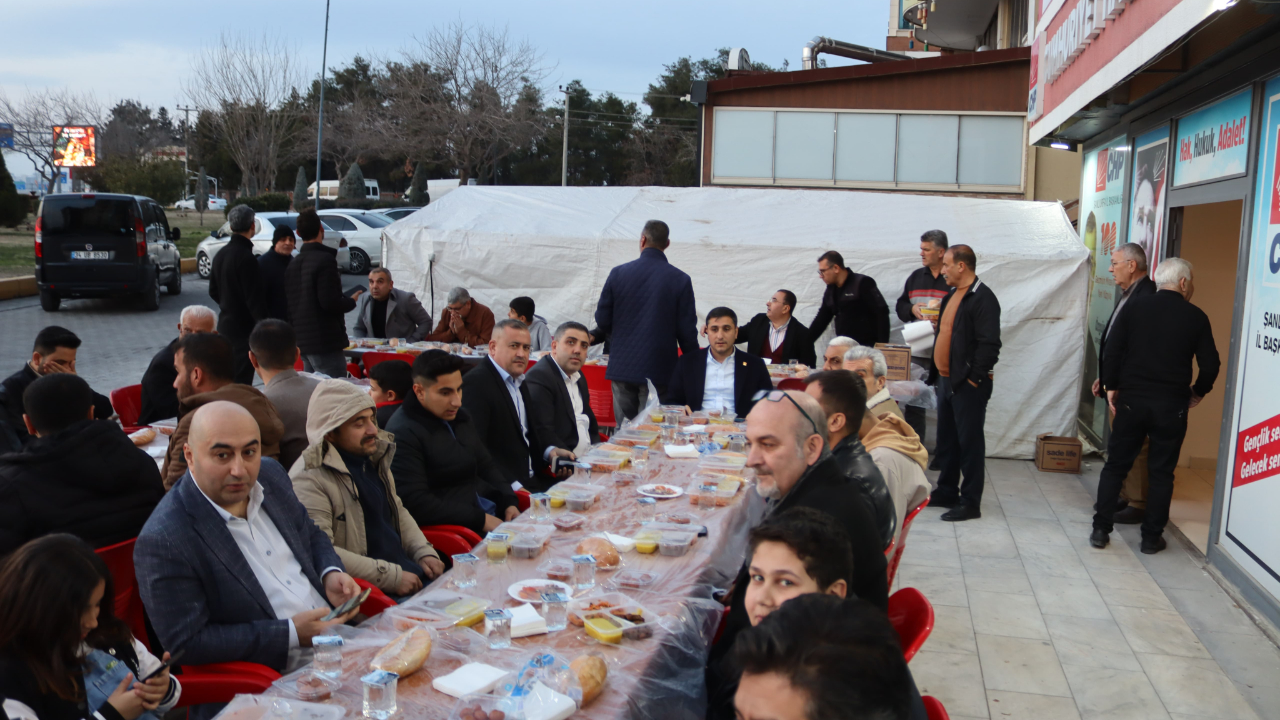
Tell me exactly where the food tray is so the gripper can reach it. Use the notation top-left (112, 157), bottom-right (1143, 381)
top-left (408, 591), bottom-right (491, 627)
top-left (566, 490), bottom-right (596, 512)
top-left (447, 695), bottom-right (520, 720)
top-left (632, 530), bottom-right (660, 554)
top-left (552, 513), bottom-right (585, 531)
top-left (568, 592), bottom-right (656, 642)
top-left (548, 482), bottom-right (603, 500)
top-left (610, 429), bottom-right (660, 448)
top-left (218, 693), bottom-right (345, 719)
top-left (269, 672), bottom-right (342, 703)
top-left (593, 443), bottom-right (632, 454)
top-left (698, 452), bottom-right (748, 470)
top-left (582, 455), bottom-right (627, 473)
top-left (608, 569), bottom-right (659, 590)
top-left (659, 531), bottom-right (696, 557)
top-left (384, 604), bottom-right (455, 632)
top-left (496, 522), bottom-right (555, 547)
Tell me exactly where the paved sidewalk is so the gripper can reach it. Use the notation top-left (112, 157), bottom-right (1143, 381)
top-left (898, 458), bottom-right (1280, 720)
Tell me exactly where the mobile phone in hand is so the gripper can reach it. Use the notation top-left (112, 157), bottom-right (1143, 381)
top-left (322, 587), bottom-right (372, 621)
top-left (141, 650), bottom-right (184, 681)
top-left (347, 284), bottom-right (368, 298)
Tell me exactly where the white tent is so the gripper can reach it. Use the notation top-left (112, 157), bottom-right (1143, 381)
top-left (382, 186), bottom-right (1088, 459)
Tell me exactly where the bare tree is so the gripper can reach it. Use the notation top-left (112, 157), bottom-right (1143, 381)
top-left (185, 33), bottom-right (305, 194)
top-left (0, 88), bottom-right (101, 192)
top-left (384, 23), bottom-right (552, 182)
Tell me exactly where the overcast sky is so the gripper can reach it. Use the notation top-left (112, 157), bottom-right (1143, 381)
top-left (1, 0), bottom-right (887, 179)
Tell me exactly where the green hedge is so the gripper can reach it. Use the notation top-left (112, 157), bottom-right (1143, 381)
top-left (226, 193), bottom-right (292, 215)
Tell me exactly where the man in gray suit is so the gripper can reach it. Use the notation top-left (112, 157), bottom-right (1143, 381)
top-left (250, 319), bottom-right (321, 470)
top-left (351, 268), bottom-right (433, 341)
top-left (134, 402), bottom-right (362, 678)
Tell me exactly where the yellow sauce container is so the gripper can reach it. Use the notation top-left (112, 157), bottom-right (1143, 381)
top-left (585, 615), bottom-right (623, 644)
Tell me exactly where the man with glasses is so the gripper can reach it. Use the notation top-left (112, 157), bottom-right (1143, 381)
top-left (708, 388), bottom-right (889, 691)
top-left (809, 251), bottom-right (890, 348)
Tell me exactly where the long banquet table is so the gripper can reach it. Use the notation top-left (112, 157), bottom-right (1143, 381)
top-left (262, 453), bottom-right (765, 720)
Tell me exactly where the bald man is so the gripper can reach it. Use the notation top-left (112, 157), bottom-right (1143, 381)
top-left (135, 401), bottom-right (362, 686)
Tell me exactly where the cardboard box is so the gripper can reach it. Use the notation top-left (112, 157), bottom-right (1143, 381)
top-left (874, 343), bottom-right (912, 381)
top-left (1035, 433), bottom-right (1082, 474)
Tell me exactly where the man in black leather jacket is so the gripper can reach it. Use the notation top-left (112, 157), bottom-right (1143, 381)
top-left (803, 370), bottom-right (896, 550)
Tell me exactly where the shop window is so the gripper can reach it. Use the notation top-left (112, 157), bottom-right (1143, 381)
top-left (958, 115), bottom-right (1024, 186)
top-left (712, 110), bottom-right (774, 178)
top-left (775, 112), bottom-right (835, 180)
top-left (897, 114), bottom-right (959, 184)
top-left (835, 113), bottom-right (897, 182)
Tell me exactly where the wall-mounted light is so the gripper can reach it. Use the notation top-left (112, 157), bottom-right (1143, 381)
top-left (1050, 141), bottom-right (1071, 150)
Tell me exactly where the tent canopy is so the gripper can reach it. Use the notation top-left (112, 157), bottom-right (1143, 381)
top-left (382, 185), bottom-right (1088, 458)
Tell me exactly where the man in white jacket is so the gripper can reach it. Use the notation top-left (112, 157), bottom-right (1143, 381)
top-left (290, 380), bottom-right (444, 599)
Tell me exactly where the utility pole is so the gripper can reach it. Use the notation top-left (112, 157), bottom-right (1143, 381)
top-left (561, 86), bottom-right (569, 187)
top-left (175, 104), bottom-right (196, 176)
top-left (314, 0), bottom-right (331, 205)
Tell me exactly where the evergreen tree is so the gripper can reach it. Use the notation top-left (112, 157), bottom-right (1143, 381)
top-left (0, 152), bottom-right (25, 228)
top-left (338, 162), bottom-right (365, 201)
top-left (407, 163), bottom-right (428, 205)
top-left (195, 167), bottom-right (209, 226)
top-left (293, 166), bottom-right (309, 210)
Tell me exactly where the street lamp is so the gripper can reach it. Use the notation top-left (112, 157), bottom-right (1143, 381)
top-left (314, 0), bottom-right (331, 205)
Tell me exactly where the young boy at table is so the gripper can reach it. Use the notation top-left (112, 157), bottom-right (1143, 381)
top-left (706, 507), bottom-right (927, 720)
top-left (369, 360), bottom-right (413, 429)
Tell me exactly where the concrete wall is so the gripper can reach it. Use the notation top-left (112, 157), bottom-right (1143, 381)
top-left (1178, 200), bottom-right (1243, 469)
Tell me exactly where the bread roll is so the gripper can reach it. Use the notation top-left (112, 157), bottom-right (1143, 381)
top-left (129, 428), bottom-right (157, 446)
top-left (570, 655), bottom-right (608, 705)
top-left (575, 537), bottom-right (621, 569)
top-left (371, 627), bottom-right (433, 676)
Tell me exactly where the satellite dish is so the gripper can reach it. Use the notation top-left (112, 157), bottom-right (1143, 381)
top-left (727, 48), bottom-right (752, 71)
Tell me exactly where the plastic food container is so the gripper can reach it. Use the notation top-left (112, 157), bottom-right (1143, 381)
top-left (282, 670), bottom-right (342, 701)
top-left (655, 511), bottom-right (698, 526)
top-left (552, 513), bottom-right (585, 531)
top-left (436, 626), bottom-right (485, 655)
top-left (413, 592), bottom-right (491, 627)
top-left (496, 523), bottom-right (554, 547)
top-left (633, 530), bottom-right (660, 554)
top-left (548, 482), bottom-right (603, 501)
top-left (611, 470), bottom-right (641, 486)
top-left (384, 604), bottom-right (454, 632)
top-left (447, 695), bottom-right (519, 720)
top-left (510, 534), bottom-right (543, 559)
top-left (699, 452), bottom-right (748, 471)
top-left (537, 558), bottom-right (573, 582)
top-left (583, 455), bottom-right (627, 474)
top-left (611, 429), bottom-right (659, 448)
top-left (659, 531), bottom-right (696, 557)
top-left (610, 569), bottom-right (659, 590)
top-left (566, 490), bottom-right (596, 512)
top-left (571, 593), bottom-right (656, 642)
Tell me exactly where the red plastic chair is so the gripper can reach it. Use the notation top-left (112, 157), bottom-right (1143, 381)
top-left (580, 364), bottom-right (615, 428)
top-left (515, 489), bottom-right (531, 512)
top-left (776, 377), bottom-right (807, 391)
top-left (110, 385), bottom-right (143, 429)
top-left (294, 355), bottom-right (304, 371)
top-left (353, 578), bottom-right (396, 616)
top-left (423, 530), bottom-right (473, 557)
top-left (887, 588), bottom-right (934, 663)
top-left (363, 351), bottom-right (413, 373)
top-left (887, 498), bottom-right (929, 587)
top-left (347, 362), bottom-right (364, 379)
top-left (422, 524), bottom-right (483, 548)
top-left (176, 662), bottom-right (281, 707)
top-left (95, 539), bottom-right (150, 651)
top-left (922, 696), bottom-right (950, 720)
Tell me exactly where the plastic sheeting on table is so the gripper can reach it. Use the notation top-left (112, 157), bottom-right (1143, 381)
top-left (265, 453), bottom-right (754, 719)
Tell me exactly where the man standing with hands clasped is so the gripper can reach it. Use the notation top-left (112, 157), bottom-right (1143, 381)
top-left (1091, 258), bottom-right (1218, 554)
top-left (1092, 243), bottom-right (1157, 525)
top-left (927, 245), bottom-right (1001, 522)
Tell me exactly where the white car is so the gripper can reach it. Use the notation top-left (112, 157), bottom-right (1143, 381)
top-left (195, 211), bottom-right (350, 279)
top-left (175, 195), bottom-right (228, 211)
top-left (317, 209), bottom-right (393, 274)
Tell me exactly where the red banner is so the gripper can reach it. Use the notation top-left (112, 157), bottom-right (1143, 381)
top-left (1233, 412), bottom-right (1280, 488)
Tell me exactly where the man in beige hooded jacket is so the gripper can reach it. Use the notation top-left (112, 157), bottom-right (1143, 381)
top-left (860, 411), bottom-right (931, 547)
top-left (291, 379), bottom-right (444, 597)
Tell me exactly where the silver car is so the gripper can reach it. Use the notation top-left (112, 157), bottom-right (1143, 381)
top-left (195, 211), bottom-right (351, 279)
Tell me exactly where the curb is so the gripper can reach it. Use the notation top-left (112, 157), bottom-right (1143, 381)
top-left (0, 257), bottom-right (198, 301)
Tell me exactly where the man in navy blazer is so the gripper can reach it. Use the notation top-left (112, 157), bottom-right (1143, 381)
top-left (663, 307), bottom-right (774, 419)
top-left (594, 220), bottom-right (699, 422)
top-left (134, 401), bottom-right (362, 677)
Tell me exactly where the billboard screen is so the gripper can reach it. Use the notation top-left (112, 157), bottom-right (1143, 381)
top-left (52, 125), bottom-right (96, 167)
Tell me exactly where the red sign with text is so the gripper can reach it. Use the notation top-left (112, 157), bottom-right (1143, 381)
top-left (1234, 412), bottom-right (1280, 488)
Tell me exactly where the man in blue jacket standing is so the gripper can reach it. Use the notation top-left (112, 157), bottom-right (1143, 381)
top-left (594, 220), bottom-right (699, 422)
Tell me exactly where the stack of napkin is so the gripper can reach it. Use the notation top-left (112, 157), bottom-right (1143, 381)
top-left (431, 663), bottom-right (509, 698)
top-left (521, 680), bottom-right (578, 720)
top-left (664, 444), bottom-right (700, 459)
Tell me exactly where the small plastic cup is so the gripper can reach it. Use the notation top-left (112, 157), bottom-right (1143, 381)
top-left (361, 669), bottom-right (398, 719)
top-left (529, 493), bottom-right (551, 520)
top-left (572, 554), bottom-right (597, 592)
top-left (659, 424), bottom-right (678, 443)
top-left (485, 533), bottom-right (510, 564)
top-left (638, 497), bottom-right (657, 523)
top-left (451, 553), bottom-right (478, 588)
top-left (539, 591), bottom-right (570, 631)
top-left (663, 410), bottom-right (681, 426)
top-left (312, 634), bottom-right (344, 679)
top-left (727, 434), bottom-right (747, 454)
top-left (484, 608), bottom-right (512, 649)
top-left (697, 483), bottom-right (718, 510)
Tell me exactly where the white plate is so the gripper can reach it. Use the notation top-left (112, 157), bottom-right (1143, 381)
top-left (637, 483), bottom-right (685, 499)
top-left (507, 579), bottom-right (573, 604)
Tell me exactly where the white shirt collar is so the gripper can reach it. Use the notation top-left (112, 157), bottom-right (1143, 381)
top-left (195, 474), bottom-right (264, 523)
top-left (489, 355), bottom-right (525, 387)
top-left (552, 357), bottom-right (581, 384)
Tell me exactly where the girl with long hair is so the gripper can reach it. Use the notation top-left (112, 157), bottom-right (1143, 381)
top-left (0, 534), bottom-right (181, 720)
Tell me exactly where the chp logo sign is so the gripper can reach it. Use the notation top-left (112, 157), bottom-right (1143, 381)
top-left (1095, 149), bottom-right (1109, 191)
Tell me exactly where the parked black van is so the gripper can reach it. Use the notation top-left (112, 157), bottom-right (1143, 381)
top-left (35, 193), bottom-right (183, 311)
